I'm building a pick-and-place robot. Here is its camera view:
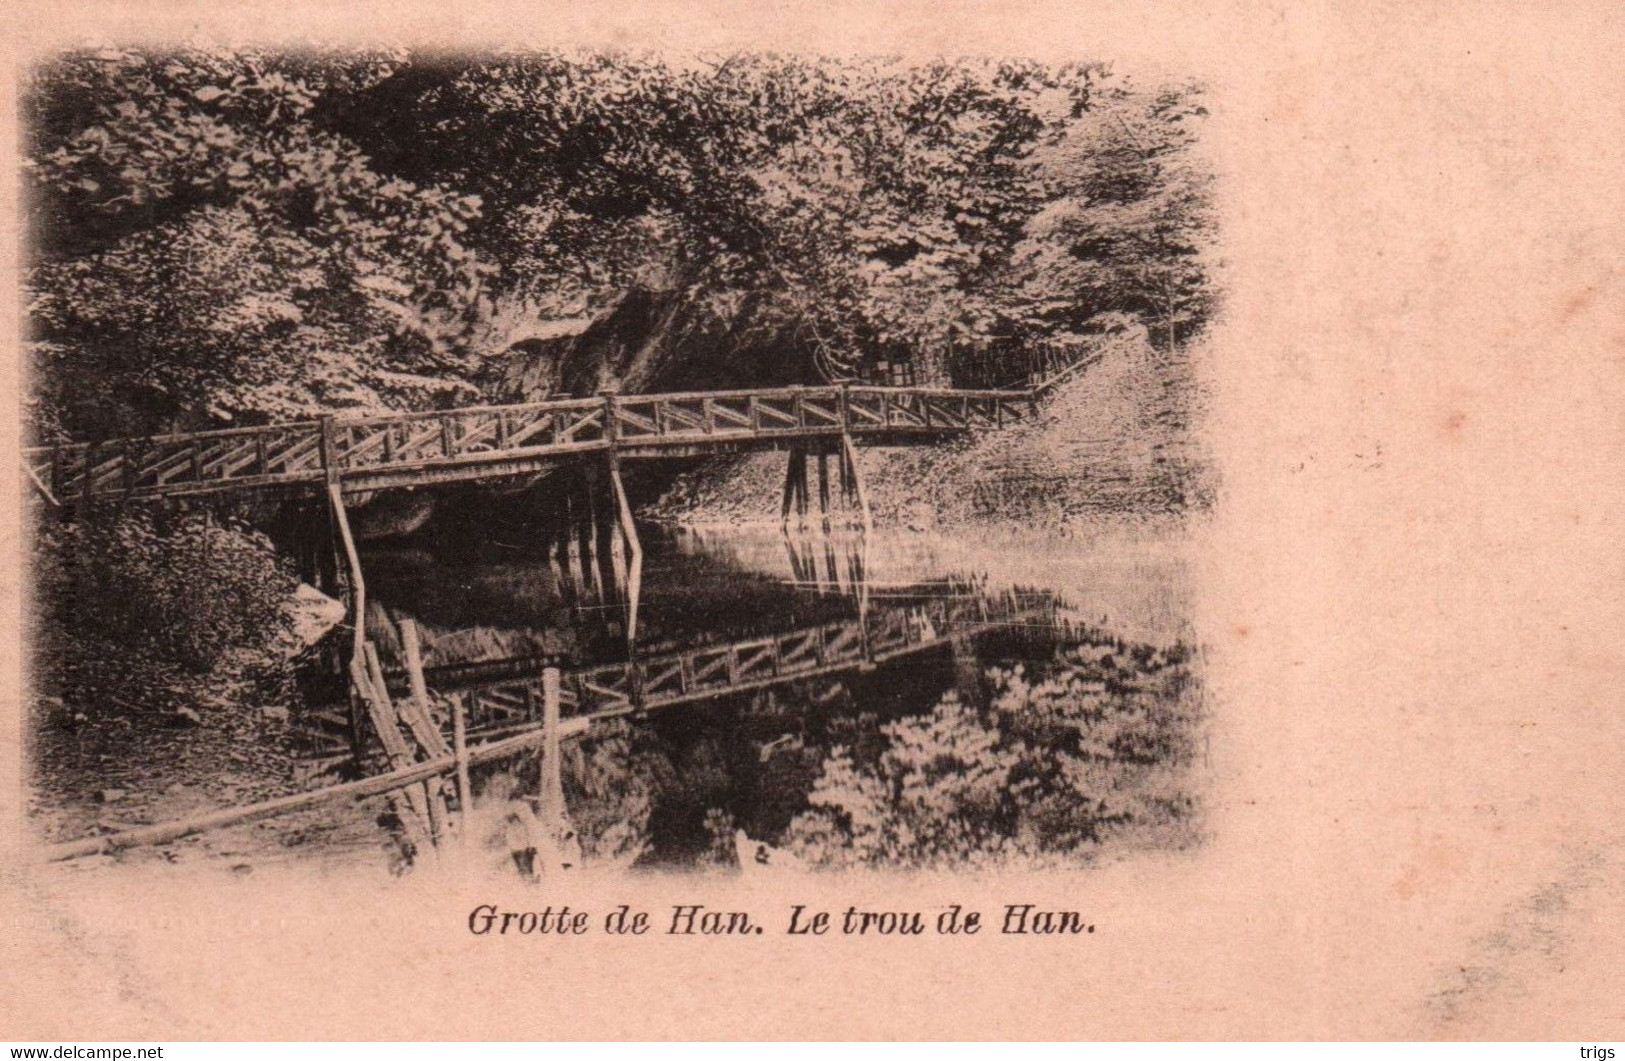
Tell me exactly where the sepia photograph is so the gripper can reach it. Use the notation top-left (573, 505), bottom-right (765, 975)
top-left (22, 46), bottom-right (1213, 878)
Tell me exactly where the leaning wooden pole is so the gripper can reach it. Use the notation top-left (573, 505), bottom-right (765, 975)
top-left (358, 645), bottom-right (435, 855)
top-left (42, 715), bottom-right (594, 862)
top-left (398, 618), bottom-right (454, 845)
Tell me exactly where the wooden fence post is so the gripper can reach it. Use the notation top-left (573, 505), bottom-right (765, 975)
top-left (451, 692), bottom-right (472, 836)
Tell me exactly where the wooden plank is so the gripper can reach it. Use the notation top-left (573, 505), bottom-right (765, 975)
top-left (458, 414), bottom-right (501, 449)
top-left (142, 445), bottom-right (200, 485)
top-left (268, 432), bottom-right (322, 474)
top-left (23, 462), bottom-right (60, 507)
top-left (424, 779), bottom-right (448, 847)
top-left (802, 397), bottom-right (843, 425)
top-left (641, 661), bottom-right (685, 697)
top-left (709, 400), bottom-right (754, 428)
top-left (614, 403), bottom-right (661, 436)
top-left (688, 650), bottom-right (732, 686)
top-left (756, 399), bottom-right (799, 427)
top-left (339, 426), bottom-right (391, 466)
top-left (399, 619), bottom-right (451, 757)
top-left (735, 640), bottom-right (778, 678)
top-left (319, 416), bottom-right (339, 481)
top-left (660, 401), bottom-right (708, 432)
top-left (817, 450), bottom-right (831, 524)
top-left (505, 411), bottom-right (556, 447)
top-left (557, 406), bottom-right (606, 443)
top-left (778, 630), bottom-right (821, 670)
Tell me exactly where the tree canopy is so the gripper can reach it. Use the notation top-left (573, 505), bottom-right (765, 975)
top-left (25, 47), bottom-right (1216, 441)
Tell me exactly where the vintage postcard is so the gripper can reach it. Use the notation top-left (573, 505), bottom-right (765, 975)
top-left (2, 0), bottom-right (1621, 1042)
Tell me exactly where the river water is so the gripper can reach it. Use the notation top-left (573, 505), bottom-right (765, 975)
top-left (290, 511), bottom-right (1204, 876)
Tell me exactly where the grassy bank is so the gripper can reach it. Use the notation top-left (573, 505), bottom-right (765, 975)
top-left (648, 330), bottom-right (1214, 532)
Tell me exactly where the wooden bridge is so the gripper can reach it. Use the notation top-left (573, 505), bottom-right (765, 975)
top-left (297, 587), bottom-right (1059, 760)
top-left (25, 384), bottom-right (1037, 505)
top-left (25, 372), bottom-right (1084, 795)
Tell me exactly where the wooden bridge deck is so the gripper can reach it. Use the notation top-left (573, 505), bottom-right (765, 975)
top-left (27, 384), bottom-right (1038, 505)
top-left (297, 589), bottom-right (1058, 758)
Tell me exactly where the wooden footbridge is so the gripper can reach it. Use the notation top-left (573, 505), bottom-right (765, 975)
top-left (25, 384), bottom-right (1037, 506)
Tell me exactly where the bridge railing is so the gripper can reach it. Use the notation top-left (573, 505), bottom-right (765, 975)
top-left (610, 387), bottom-right (847, 444)
top-left (27, 384), bottom-right (1038, 503)
top-left (35, 422), bottom-right (328, 501)
top-left (325, 397), bottom-right (606, 474)
top-left (846, 387), bottom-right (1035, 433)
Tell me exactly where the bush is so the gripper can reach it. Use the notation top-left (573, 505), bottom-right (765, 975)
top-left (32, 509), bottom-right (297, 719)
top-left (781, 643), bottom-right (1202, 870)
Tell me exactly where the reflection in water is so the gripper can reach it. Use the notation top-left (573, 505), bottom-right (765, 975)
top-left (300, 516), bottom-right (1202, 874)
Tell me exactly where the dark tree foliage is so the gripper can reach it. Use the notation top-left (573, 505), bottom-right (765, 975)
top-left (25, 47), bottom-right (1215, 441)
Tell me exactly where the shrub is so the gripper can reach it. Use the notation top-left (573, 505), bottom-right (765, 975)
top-left (32, 509), bottom-right (297, 719)
top-left (782, 642), bottom-right (1202, 869)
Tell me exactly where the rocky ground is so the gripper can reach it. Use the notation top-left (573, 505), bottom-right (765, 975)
top-left (26, 592), bottom-right (387, 875)
top-left (647, 330), bottom-right (1215, 532)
